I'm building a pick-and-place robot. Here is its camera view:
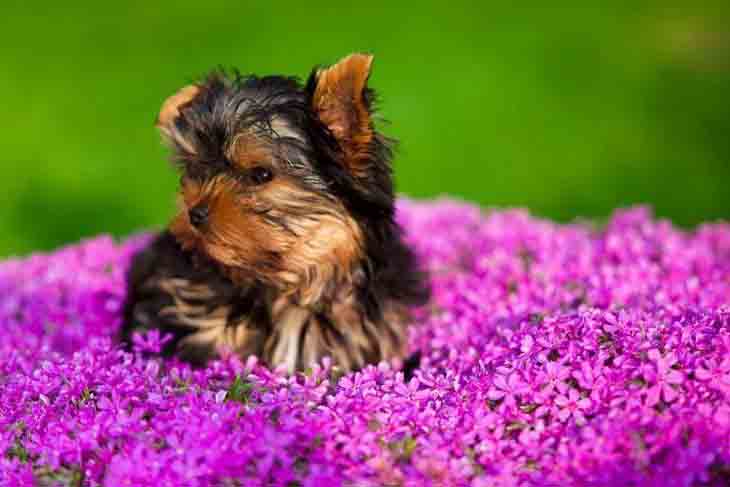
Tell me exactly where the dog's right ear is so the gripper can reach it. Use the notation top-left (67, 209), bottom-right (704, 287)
top-left (156, 85), bottom-right (200, 155)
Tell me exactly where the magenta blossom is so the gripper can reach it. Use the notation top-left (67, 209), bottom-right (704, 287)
top-left (487, 371), bottom-right (531, 409)
top-left (554, 388), bottom-right (592, 425)
top-left (1, 201), bottom-right (730, 485)
top-left (644, 349), bottom-right (684, 406)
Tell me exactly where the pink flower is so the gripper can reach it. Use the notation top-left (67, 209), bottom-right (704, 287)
top-left (487, 372), bottom-right (530, 409)
top-left (131, 329), bottom-right (172, 354)
top-left (572, 359), bottom-right (608, 401)
top-left (694, 357), bottom-right (730, 395)
top-left (536, 361), bottom-right (570, 396)
top-left (644, 349), bottom-right (684, 406)
top-left (554, 388), bottom-right (592, 425)
top-left (5, 202), bottom-right (730, 485)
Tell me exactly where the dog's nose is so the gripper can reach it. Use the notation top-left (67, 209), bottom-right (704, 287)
top-left (188, 205), bottom-right (209, 228)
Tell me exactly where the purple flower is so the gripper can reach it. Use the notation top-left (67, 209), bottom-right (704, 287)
top-left (131, 329), bottom-right (173, 354)
top-left (536, 360), bottom-right (570, 396)
top-left (2, 202), bottom-right (730, 485)
top-left (694, 357), bottom-right (730, 395)
top-left (644, 349), bottom-right (684, 406)
top-left (487, 371), bottom-right (530, 409)
top-left (554, 388), bottom-right (592, 425)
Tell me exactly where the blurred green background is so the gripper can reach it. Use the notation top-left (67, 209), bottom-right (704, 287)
top-left (2, 3), bottom-right (729, 257)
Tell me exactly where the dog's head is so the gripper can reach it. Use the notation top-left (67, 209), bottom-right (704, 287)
top-left (157, 54), bottom-right (396, 299)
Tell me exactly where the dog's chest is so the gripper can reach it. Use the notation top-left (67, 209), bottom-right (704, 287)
top-left (265, 299), bottom-right (313, 372)
top-left (147, 274), bottom-right (404, 372)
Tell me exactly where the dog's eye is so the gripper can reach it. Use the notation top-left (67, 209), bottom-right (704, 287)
top-left (249, 166), bottom-right (274, 185)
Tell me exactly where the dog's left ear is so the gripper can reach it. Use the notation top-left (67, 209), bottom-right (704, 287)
top-left (306, 53), bottom-right (376, 178)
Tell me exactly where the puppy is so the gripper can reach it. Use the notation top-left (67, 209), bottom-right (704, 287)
top-left (121, 54), bottom-right (429, 373)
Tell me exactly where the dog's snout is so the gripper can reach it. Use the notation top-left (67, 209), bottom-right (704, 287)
top-left (188, 205), bottom-right (209, 228)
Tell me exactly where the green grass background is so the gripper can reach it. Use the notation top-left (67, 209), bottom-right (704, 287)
top-left (1, 3), bottom-right (729, 257)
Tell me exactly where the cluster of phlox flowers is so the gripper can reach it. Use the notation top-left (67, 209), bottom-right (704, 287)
top-left (2, 200), bottom-right (730, 486)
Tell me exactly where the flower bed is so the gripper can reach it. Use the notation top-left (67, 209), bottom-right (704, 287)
top-left (2, 200), bottom-right (730, 486)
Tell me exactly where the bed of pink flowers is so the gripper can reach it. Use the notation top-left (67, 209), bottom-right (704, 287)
top-left (2, 200), bottom-right (730, 486)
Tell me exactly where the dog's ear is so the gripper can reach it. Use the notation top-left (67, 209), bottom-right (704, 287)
top-left (156, 85), bottom-right (200, 155)
top-left (306, 53), bottom-right (377, 179)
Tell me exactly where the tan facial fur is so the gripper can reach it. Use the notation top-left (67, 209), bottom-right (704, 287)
top-left (169, 171), bottom-right (364, 304)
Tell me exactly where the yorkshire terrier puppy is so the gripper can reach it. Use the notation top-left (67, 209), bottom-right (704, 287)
top-left (121, 53), bottom-right (429, 373)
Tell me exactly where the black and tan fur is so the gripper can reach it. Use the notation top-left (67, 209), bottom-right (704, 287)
top-left (121, 54), bottom-right (429, 373)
